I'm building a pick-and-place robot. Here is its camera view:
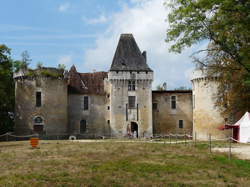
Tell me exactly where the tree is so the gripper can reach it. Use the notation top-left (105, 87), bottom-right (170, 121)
top-left (0, 45), bottom-right (15, 134)
top-left (166, 0), bottom-right (250, 119)
top-left (156, 82), bottom-right (167, 90)
top-left (13, 50), bottom-right (31, 72)
top-left (58, 63), bottom-right (66, 70)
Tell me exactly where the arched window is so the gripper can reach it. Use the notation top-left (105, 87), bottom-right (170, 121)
top-left (34, 116), bottom-right (43, 123)
top-left (80, 120), bottom-right (87, 134)
top-left (33, 116), bottom-right (44, 132)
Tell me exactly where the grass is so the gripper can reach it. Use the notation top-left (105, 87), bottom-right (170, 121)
top-left (0, 140), bottom-right (250, 186)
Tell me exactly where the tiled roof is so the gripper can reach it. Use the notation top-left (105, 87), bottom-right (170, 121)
top-left (110, 34), bottom-right (152, 72)
top-left (68, 65), bottom-right (108, 95)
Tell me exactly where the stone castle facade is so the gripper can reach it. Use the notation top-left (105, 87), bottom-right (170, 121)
top-left (14, 34), bottom-right (228, 139)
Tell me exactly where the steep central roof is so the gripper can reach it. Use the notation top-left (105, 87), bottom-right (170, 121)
top-left (110, 34), bottom-right (152, 72)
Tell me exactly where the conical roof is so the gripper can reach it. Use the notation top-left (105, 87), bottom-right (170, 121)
top-left (110, 34), bottom-right (152, 72)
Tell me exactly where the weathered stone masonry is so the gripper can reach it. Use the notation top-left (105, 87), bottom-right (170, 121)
top-left (14, 33), bottom-right (200, 138)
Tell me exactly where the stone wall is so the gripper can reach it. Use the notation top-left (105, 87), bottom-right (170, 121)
top-left (68, 94), bottom-right (109, 137)
top-left (152, 91), bottom-right (193, 135)
top-left (108, 71), bottom-right (153, 138)
top-left (191, 69), bottom-right (230, 140)
top-left (14, 76), bottom-right (68, 135)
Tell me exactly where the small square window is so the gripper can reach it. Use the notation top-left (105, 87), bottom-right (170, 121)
top-left (153, 103), bottom-right (158, 110)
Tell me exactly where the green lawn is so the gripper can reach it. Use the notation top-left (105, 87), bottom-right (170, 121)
top-left (0, 140), bottom-right (250, 186)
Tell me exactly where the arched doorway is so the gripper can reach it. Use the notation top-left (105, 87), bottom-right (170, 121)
top-left (131, 122), bottom-right (138, 138)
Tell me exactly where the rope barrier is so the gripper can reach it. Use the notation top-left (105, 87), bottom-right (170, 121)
top-left (8, 134), bottom-right (38, 138)
top-left (0, 133), bottom-right (9, 137)
top-left (0, 132), bottom-right (38, 138)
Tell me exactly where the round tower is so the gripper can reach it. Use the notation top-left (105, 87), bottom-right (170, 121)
top-left (191, 69), bottom-right (229, 140)
top-left (14, 68), bottom-right (68, 135)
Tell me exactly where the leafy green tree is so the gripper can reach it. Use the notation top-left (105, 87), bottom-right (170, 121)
top-left (156, 82), bottom-right (167, 90)
top-left (0, 45), bottom-right (14, 134)
top-left (58, 63), bottom-right (66, 70)
top-left (36, 62), bottom-right (43, 69)
top-left (166, 0), bottom-right (250, 119)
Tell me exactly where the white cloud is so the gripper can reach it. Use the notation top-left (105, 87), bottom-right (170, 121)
top-left (83, 0), bottom-right (206, 89)
top-left (82, 15), bottom-right (108, 25)
top-left (58, 3), bottom-right (70, 12)
top-left (58, 55), bottom-right (73, 68)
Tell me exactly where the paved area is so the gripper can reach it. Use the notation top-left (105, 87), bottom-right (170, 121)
top-left (213, 144), bottom-right (250, 160)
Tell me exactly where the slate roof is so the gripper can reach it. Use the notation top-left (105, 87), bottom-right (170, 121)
top-left (68, 65), bottom-right (108, 95)
top-left (110, 34), bottom-right (152, 72)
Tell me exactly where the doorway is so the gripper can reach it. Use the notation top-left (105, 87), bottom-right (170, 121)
top-left (131, 122), bottom-right (138, 138)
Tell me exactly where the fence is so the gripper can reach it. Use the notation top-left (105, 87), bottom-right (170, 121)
top-left (0, 132), bottom-right (249, 160)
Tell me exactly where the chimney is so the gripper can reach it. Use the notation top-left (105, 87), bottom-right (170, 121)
top-left (142, 51), bottom-right (147, 61)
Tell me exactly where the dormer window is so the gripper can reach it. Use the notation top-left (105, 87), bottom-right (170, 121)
top-left (128, 80), bottom-right (136, 91)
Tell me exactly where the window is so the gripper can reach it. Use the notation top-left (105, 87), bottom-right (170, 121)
top-left (128, 96), bottom-right (136, 108)
top-left (34, 116), bottom-right (43, 124)
top-left (107, 120), bottom-right (110, 124)
top-left (107, 106), bottom-right (110, 110)
top-left (153, 103), bottom-right (158, 110)
top-left (179, 120), bottom-right (184, 128)
top-left (171, 95), bottom-right (176, 109)
top-left (81, 96), bottom-right (89, 110)
top-left (80, 120), bottom-right (87, 133)
top-left (36, 92), bottom-right (41, 107)
top-left (128, 80), bottom-right (136, 91)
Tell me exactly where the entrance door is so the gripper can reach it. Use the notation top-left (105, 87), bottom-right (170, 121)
top-left (131, 122), bottom-right (138, 138)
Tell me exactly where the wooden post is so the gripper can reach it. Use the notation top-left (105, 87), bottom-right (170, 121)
top-left (185, 134), bottom-right (187, 146)
top-left (229, 136), bottom-right (232, 160)
top-left (209, 134), bottom-right (212, 153)
top-left (194, 132), bottom-right (197, 147)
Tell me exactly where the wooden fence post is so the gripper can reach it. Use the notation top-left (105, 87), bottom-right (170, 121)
top-left (194, 132), bottom-right (197, 147)
top-left (229, 136), bottom-right (232, 160)
top-left (209, 134), bottom-right (212, 153)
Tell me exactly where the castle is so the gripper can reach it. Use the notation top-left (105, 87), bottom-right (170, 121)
top-left (14, 34), bottom-right (228, 139)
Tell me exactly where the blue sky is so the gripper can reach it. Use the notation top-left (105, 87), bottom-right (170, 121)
top-left (0, 0), bottom-right (204, 89)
